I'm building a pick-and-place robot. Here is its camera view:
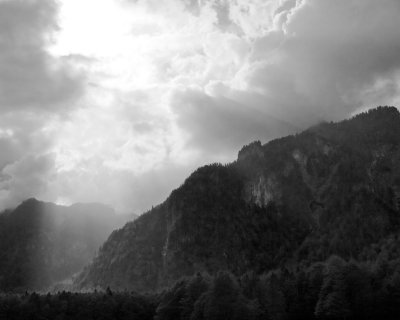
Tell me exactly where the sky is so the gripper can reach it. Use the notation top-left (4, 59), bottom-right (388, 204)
top-left (1, 0), bottom-right (400, 213)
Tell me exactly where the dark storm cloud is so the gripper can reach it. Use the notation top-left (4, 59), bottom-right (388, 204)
top-left (0, 0), bottom-right (83, 113)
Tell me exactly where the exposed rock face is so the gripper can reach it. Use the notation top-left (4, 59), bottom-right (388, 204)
top-left (77, 106), bottom-right (400, 292)
top-left (244, 174), bottom-right (281, 207)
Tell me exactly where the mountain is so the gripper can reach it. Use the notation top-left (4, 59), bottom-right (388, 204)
top-left (76, 106), bottom-right (400, 292)
top-left (0, 198), bottom-right (134, 292)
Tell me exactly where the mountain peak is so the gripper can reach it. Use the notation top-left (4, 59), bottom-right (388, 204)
top-left (237, 140), bottom-right (263, 162)
top-left (12, 198), bottom-right (49, 218)
top-left (20, 197), bottom-right (40, 206)
top-left (352, 105), bottom-right (399, 119)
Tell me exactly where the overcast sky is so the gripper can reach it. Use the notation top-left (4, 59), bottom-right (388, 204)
top-left (1, 0), bottom-right (400, 213)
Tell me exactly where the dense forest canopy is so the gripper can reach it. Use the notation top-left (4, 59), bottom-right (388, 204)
top-left (2, 256), bottom-right (400, 320)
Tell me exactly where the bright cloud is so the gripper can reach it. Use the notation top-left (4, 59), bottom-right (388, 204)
top-left (1, 0), bottom-right (400, 213)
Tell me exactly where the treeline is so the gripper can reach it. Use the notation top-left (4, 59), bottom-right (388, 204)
top-left (2, 255), bottom-right (400, 320)
top-left (154, 256), bottom-right (400, 320)
top-left (0, 290), bottom-right (157, 320)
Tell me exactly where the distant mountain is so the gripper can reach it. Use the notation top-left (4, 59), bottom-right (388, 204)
top-left (0, 198), bottom-right (134, 292)
top-left (77, 106), bottom-right (400, 292)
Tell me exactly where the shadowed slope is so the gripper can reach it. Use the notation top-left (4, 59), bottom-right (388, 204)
top-left (77, 106), bottom-right (400, 292)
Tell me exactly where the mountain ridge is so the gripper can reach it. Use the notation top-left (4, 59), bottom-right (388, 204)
top-left (77, 106), bottom-right (400, 292)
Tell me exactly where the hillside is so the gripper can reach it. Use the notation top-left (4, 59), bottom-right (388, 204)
top-left (77, 106), bottom-right (400, 292)
top-left (0, 199), bottom-right (133, 291)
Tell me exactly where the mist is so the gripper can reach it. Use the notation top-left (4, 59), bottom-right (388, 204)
top-left (0, 198), bottom-right (133, 291)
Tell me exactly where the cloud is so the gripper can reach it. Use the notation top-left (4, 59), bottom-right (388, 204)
top-left (0, 0), bottom-right (84, 210)
top-left (0, 0), bottom-right (83, 113)
top-left (171, 88), bottom-right (296, 158)
top-left (240, 0), bottom-right (400, 122)
top-left (169, 0), bottom-right (400, 157)
top-left (0, 153), bottom-right (56, 210)
top-left (46, 161), bottom-right (192, 213)
top-left (2, 0), bottom-right (400, 214)
top-left (0, 110), bottom-right (63, 210)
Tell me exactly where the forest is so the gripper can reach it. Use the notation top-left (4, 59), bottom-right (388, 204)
top-left (2, 253), bottom-right (400, 320)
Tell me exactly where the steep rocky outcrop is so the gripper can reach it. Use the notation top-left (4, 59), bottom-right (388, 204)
top-left (77, 106), bottom-right (400, 292)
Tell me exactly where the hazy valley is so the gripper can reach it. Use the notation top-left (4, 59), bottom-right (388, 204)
top-left (0, 198), bottom-right (135, 292)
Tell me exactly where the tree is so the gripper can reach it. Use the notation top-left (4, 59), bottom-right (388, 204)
top-left (192, 271), bottom-right (253, 320)
top-left (257, 272), bottom-right (287, 320)
top-left (155, 280), bottom-right (187, 320)
top-left (181, 273), bottom-right (210, 320)
top-left (315, 256), bottom-right (350, 320)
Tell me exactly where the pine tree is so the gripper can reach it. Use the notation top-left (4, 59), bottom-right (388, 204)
top-left (315, 256), bottom-right (350, 319)
top-left (181, 273), bottom-right (210, 320)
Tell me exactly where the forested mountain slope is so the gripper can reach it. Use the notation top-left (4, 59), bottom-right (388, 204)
top-left (77, 106), bottom-right (400, 292)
